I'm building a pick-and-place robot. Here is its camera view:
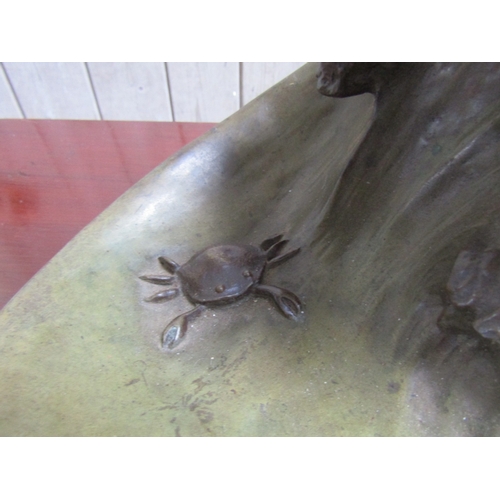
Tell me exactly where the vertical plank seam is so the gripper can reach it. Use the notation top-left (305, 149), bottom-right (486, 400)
top-left (84, 63), bottom-right (103, 120)
top-left (238, 62), bottom-right (244, 110)
top-left (164, 63), bottom-right (176, 122)
top-left (1, 63), bottom-right (26, 118)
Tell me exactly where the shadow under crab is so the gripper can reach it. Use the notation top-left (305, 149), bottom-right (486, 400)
top-left (140, 234), bottom-right (302, 349)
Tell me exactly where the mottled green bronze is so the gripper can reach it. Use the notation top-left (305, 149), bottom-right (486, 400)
top-left (2, 63), bottom-right (500, 436)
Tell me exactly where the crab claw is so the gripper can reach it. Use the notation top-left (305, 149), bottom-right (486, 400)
top-left (254, 284), bottom-right (302, 320)
top-left (161, 305), bottom-right (205, 349)
top-left (162, 315), bottom-right (188, 349)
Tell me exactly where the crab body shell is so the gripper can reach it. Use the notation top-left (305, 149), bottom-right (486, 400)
top-left (178, 244), bottom-right (266, 304)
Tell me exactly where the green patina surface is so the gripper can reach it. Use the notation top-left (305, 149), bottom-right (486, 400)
top-left (2, 63), bottom-right (500, 435)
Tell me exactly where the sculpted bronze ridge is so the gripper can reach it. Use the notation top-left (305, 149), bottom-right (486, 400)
top-left (316, 62), bottom-right (500, 348)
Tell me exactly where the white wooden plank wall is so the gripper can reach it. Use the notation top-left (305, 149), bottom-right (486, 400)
top-left (0, 64), bottom-right (22, 118)
top-left (3, 62), bottom-right (100, 119)
top-left (88, 62), bottom-right (173, 121)
top-left (0, 62), bottom-right (305, 123)
top-left (241, 62), bottom-right (308, 105)
top-left (167, 62), bottom-right (239, 122)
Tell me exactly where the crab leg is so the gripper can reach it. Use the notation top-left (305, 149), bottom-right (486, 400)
top-left (162, 305), bottom-right (206, 349)
top-left (266, 238), bottom-right (290, 260)
top-left (267, 247), bottom-right (300, 268)
top-left (139, 275), bottom-right (176, 285)
top-left (261, 235), bottom-right (300, 268)
top-left (159, 256), bottom-right (180, 273)
top-left (260, 234), bottom-right (284, 251)
top-left (254, 284), bottom-right (302, 320)
top-left (145, 288), bottom-right (180, 303)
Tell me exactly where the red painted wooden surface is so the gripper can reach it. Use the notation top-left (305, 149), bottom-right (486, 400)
top-left (0, 119), bottom-right (215, 309)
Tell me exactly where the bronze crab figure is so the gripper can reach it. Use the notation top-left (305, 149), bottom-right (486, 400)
top-left (140, 234), bottom-right (303, 349)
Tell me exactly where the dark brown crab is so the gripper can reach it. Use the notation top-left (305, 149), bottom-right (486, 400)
top-left (140, 234), bottom-right (302, 349)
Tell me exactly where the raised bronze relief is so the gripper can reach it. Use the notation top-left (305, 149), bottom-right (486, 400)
top-left (140, 234), bottom-right (302, 349)
top-left (439, 247), bottom-right (500, 342)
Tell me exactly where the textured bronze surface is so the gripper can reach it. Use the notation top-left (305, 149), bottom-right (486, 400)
top-left (2, 63), bottom-right (500, 435)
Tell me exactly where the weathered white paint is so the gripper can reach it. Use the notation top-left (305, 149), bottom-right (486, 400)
top-left (2, 62), bottom-right (100, 120)
top-left (242, 62), bottom-right (305, 105)
top-left (0, 62), bottom-right (307, 122)
top-left (0, 63), bottom-right (23, 118)
top-left (87, 62), bottom-right (173, 121)
top-left (166, 62), bottom-right (240, 122)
